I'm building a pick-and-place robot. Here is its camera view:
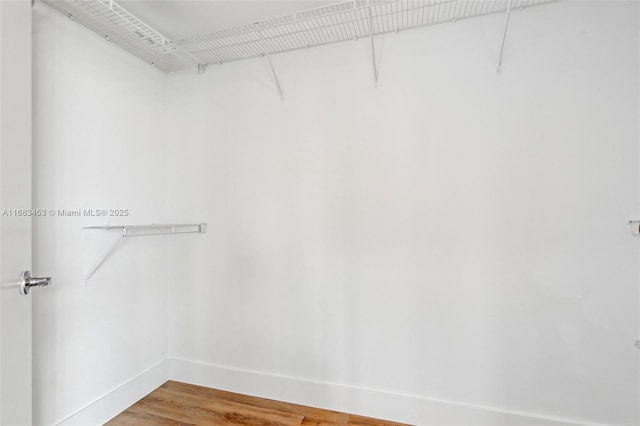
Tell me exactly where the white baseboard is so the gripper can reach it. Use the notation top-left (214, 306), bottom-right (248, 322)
top-left (168, 357), bottom-right (589, 426)
top-left (53, 357), bottom-right (605, 426)
top-left (56, 360), bottom-right (169, 426)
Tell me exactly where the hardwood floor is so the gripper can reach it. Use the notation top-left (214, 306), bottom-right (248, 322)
top-left (106, 381), bottom-right (410, 426)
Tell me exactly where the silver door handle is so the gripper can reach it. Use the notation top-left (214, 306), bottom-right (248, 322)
top-left (21, 271), bottom-right (51, 295)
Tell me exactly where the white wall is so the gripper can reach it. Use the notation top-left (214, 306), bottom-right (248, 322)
top-left (164, 2), bottom-right (640, 425)
top-left (32, 4), bottom-right (169, 425)
top-left (29, 1), bottom-right (640, 425)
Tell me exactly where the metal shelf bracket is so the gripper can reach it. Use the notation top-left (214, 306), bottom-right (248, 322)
top-left (259, 30), bottom-right (284, 100)
top-left (82, 223), bottom-right (206, 283)
top-left (496, 0), bottom-right (514, 72)
top-left (367, 4), bottom-right (378, 87)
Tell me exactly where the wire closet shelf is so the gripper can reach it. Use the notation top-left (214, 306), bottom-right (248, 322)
top-left (82, 223), bottom-right (207, 283)
top-left (41, 0), bottom-right (555, 73)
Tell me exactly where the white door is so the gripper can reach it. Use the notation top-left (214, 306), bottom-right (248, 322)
top-left (0, 1), bottom-right (37, 424)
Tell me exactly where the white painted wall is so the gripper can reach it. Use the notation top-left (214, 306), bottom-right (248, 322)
top-left (32, 4), bottom-right (169, 425)
top-left (164, 2), bottom-right (640, 425)
top-left (29, 1), bottom-right (640, 425)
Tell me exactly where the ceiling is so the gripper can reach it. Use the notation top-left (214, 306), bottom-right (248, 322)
top-left (118, 0), bottom-right (335, 40)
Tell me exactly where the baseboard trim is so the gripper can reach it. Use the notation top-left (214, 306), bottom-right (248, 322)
top-left (55, 360), bottom-right (169, 426)
top-left (51, 357), bottom-right (612, 426)
top-left (168, 357), bottom-right (596, 426)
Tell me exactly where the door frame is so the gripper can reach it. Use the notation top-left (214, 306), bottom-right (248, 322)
top-left (0, 0), bottom-right (33, 424)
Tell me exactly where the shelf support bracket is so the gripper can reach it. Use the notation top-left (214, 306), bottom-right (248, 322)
top-left (84, 233), bottom-right (125, 284)
top-left (496, 0), bottom-right (513, 72)
top-left (258, 30), bottom-right (284, 100)
top-left (367, 5), bottom-right (378, 87)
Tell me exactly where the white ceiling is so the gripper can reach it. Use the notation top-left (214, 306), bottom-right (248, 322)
top-left (118, 0), bottom-right (335, 40)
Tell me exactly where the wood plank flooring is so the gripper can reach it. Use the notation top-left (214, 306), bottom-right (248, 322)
top-left (107, 381), bottom-right (410, 426)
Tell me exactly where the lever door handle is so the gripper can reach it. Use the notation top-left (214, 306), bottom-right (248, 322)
top-left (21, 271), bottom-right (51, 295)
